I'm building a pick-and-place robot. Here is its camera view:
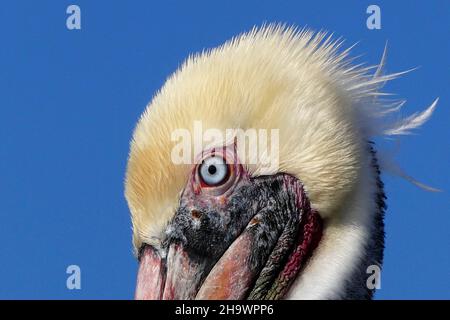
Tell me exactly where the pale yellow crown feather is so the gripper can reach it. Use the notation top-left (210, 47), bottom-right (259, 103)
top-left (125, 24), bottom-right (437, 252)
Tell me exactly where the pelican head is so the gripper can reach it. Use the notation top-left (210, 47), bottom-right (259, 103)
top-left (125, 25), bottom-right (436, 299)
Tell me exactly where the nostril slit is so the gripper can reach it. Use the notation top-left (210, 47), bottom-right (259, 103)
top-left (191, 210), bottom-right (202, 219)
top-left (249, 216), bottom-right (260, 226)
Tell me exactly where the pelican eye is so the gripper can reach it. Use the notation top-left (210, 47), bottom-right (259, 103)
top-left (198, 156), bottom-right (229, 187)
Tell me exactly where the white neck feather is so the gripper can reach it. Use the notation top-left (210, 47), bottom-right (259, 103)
top-left (285, 149), bottom-right (378, 299)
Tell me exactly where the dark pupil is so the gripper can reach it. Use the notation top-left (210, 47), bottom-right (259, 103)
top-left (208, 165), bottom-right (217, 175)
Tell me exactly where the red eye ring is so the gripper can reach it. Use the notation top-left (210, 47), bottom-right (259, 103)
top-left (194, 152), bottom-right (238, 196)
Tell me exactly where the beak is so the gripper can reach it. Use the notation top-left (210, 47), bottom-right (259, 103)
top-left (136, 214), bottom-right (281, 300)
top-left (135, 245), bottom-right (165, 300)
top-left (135, 174), bottom-right (322, 300)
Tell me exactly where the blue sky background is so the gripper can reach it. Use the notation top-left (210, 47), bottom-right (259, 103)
top-left (0, 1), bottom-right (448, 299)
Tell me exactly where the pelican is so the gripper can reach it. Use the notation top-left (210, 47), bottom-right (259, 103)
top-left (125, 25), bottom-right (437, 300)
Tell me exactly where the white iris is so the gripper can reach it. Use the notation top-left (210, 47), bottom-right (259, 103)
top-left (199, 156), bottom-right (228, 186)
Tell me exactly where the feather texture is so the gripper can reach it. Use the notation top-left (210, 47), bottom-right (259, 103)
top-left (125, 25), bottom-right (437, 284)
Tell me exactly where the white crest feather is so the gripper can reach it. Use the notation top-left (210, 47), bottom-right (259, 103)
top-left (383, 98), bottom-right (438, 136)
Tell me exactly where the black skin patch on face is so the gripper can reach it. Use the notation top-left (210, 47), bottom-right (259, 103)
top-left (161, 173), bottom-right (306, 298)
